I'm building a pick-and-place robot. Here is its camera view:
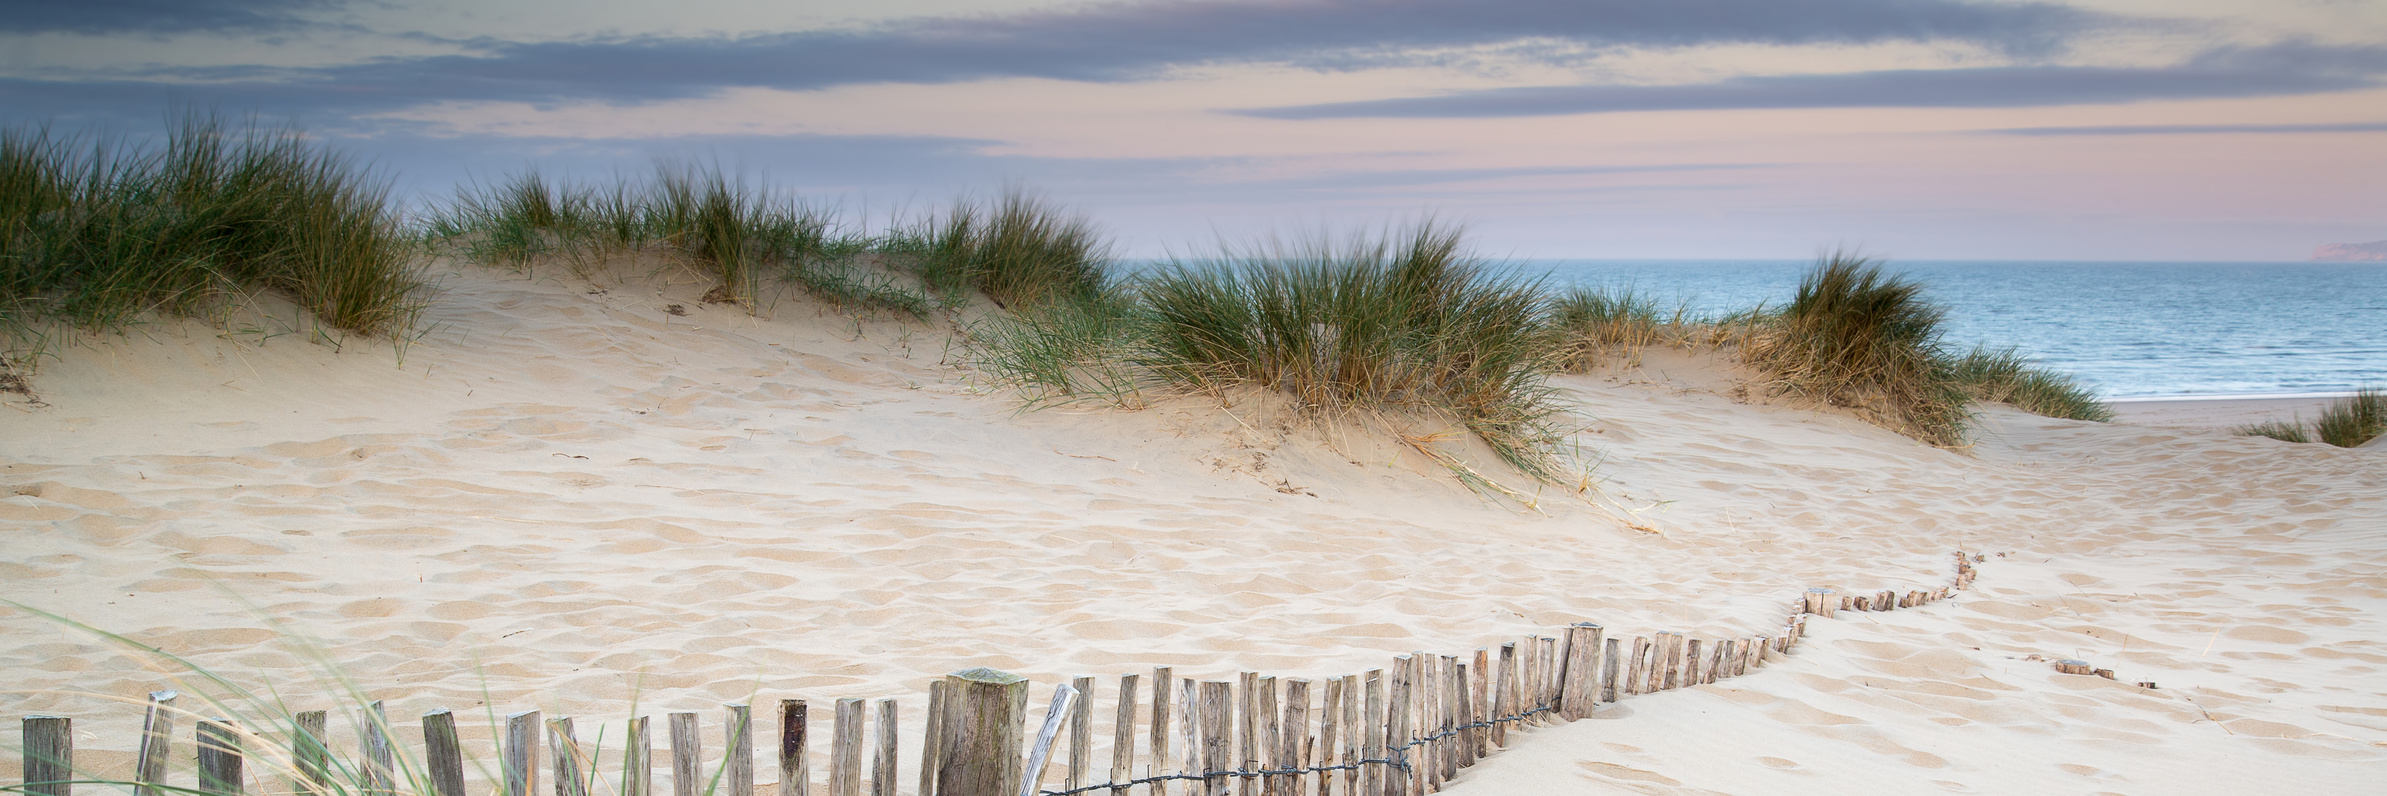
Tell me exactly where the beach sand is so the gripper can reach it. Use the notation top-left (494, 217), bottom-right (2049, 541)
top-left (3, 261), bottom-right (2381, 794)
top-left (2107, 395), bottom-right (2348, 431)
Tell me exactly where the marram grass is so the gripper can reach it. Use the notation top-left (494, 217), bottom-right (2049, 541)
top-left (1946, 345), bottom-right (2113, 422)
top-left (1742, 254), bottom-right (1972, 447)
top-left (2238, 387), bottom-right (2384, 447)
top-left (973, 221), bottom-right (1574, 483)
top-left (0, 114), bottom-right (426, 362)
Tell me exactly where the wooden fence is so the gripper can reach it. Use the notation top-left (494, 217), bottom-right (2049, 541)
top-left (10, 555), bottom-right (1982, 796)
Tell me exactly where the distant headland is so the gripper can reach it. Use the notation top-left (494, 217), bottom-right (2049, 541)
top-left (2312, 240), bottom-right (2387, 261)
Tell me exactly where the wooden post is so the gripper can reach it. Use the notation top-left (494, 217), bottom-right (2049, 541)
top-left (1148, 667), bottom-right (1173, 796)
top-left (1236, 672), bottom-right (1258, 796)
top-left (363, 702), bottom-right (396, 796)
top-left (1449, 663), bottom-right (1472, 769)
top-left (1361, 671), bottom-right (1385, 796)
top-left (2054, 659), bottom-right (2094, 675)
top-left (136, 691), bottom-right (177, 796)
top-left (1112, 674), bottom-right (1140, 796)
top-left (1598, 639), bottom-right (1620, 704)
top-left (1179, 680), bottom-right (1199, 794)
top-left (1683, 640), bottom-right (1704, 688)
top-left (1279, 679), bottom-right (1309, 796)
top-left (1659, 633), bottom-right (1683, 691)
top-left (936, 667), bottom-right (1029, 796)
top-left (23, 716), bottom-right (70, 796)
top-left (726, 704), bottom-right (754, 796)
top-left (1068, 677), bottom-right (1094, 794)
top-left (1415, 654), bottom-right (1436, 795)
top-left (1539, 637), bottom-right (1561, 722)
top-left (834, 698), bottom-right (865, 796)
top-left (1393, 656), bottom-right (1418, 796)
top-left (871, 699), bottom-right (897, 796)
top-left (1319, 678), bottom-right (1343, 796)
top-left (1341, 675), bottom-right (1362, 796)
top-left (784, 700), bottom-right (811, 796)
top-left (1197, 681), bottom-right (1233, 796)
top-left (1440, 658), bottom-right (1461, 775)
top-left (550, 718), bottom-right (585, 796)
top-left (1255, 677), bottom-right (1279, 796)
top-left (197, 719), bottom-right (241, 796)
top-left (1467, 650), bottom-right (1488, 757)
top-left (669, 712), bottom-right (700, 796)
top-left (1414, 657), bottom-right (1438, 792)
top-left (1021, 683), bottom-right (1080, 796)
top-left (623, 716), bottom-right (650, 796)
top-left (1705, 642), bottom-right (1726, 685)
top-left (1805, 588), bottom-right (1834, 617)
top-left (290, 711), bottom-right (329, 796)
top-left (1558, 625), bottom-right (1599, 720)
top-left (1489, 644), bottom-right (1515, 745)
top-left (1622, 638), bottom-right (1649, 696)
top-left (424, 710), bottom-right (469, 796)
top-left (506, 711), bottom-right (542, 796)
top-left (1514, 642), bottom-right (1536, 727)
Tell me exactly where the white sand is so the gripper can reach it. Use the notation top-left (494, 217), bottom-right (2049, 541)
top-left (4, 261), bottom-right (2382, 794)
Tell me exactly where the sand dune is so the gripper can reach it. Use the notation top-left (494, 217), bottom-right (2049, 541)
top-left (3, 260), bottom-right (2381, 794)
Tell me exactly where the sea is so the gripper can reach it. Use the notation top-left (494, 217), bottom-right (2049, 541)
top-left (1524, 260), bottom-right (2387, 400)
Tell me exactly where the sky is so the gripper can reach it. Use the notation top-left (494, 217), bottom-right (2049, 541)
top-left (3, 0), bottom-right (2384, 260)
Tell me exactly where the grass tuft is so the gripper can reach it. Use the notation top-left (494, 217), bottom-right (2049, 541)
top-left (1, 113), bottom-right (426, 363)
top-left (2315, 387), bottom-right (2384, 447)
top-left (433, 165), bottom-right (939, 317)
top-left (1743, 253), bottom-right (1970, 446)
top-left (1946, 345), bottom-right (2113, 422)
top-left (1551, 285), bottom-right (1663, 368)
top-left (2229, 388), bottom-right (2383, 447)
top-left (1080, 221), bottom-right (1569, 481)
top-left (897, 188), bottom-right (1111, 309)
top-left (2235, 417), bottom-right (2314, 444)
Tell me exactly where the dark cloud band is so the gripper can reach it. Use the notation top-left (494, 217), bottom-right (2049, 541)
top-left (1240, 43), bottom-right (2387, 119)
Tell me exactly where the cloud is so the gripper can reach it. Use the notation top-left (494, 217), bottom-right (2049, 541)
top-left (1243, 42), bottom-right (2387, 118)
top-left (1984, 121), bottom-right (2387, 135)
top-left (6, 0), bottom-right (2101, 114)
top-left (1, 0), bottom-right (333, 34)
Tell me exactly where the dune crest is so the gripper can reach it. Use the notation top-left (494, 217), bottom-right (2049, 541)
top-left (3, 261), bottom-right (2382, 794)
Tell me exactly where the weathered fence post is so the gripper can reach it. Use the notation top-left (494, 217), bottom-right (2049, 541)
top-left (1111, 674), bottom-right (1139, 796)
top-left (1279, 679), bottom-right (1310, 796)
top-left (1067, 676), bottom-right (1094, 794)
top-left (668, 712), bottom-right (699, 796)
top-left (1559, 624), bottom-right (1601, 719)
top-left (363, 702), bottom-right (395, 796)
top-left (782, 701), bottom-right (810, 796)
top-left (1318, 677), bottom-right (1343, 796)
top-left (136, 691), bottom-right (177, 796)
top-left (834, 698), bottom-right (865, 796)
top-left (935, 667), bottom-right (1029, 796)
top-left (725, 704), bottom-right (753, 796)
top-left (1147, 667), bottom-right (1173, 796)
top-left (1020, 682), bottom-right (1080, 796)
top-left (506, 711), bottom-right (542, 796)
top-left (292, 711), bottom-right (329, 796)
top-left (549, 718), bottom-right (585, 796)
top-left (917, 688), bottom-right (941, 796)
top-left (1197, 681), bottom-right (1233, 796)
top-left (1360, 671), bottom-right (1385, 796)
top-left (424, 709), bottom-right (469, 796)
top-left (23, 716), bottom-right (70, 796)
top-left (622, 715), bottom-right (650, 796)
top-left (873, 699), bottom-right (899, 796)
top-left (197, 719), bottom-right (241, 796)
